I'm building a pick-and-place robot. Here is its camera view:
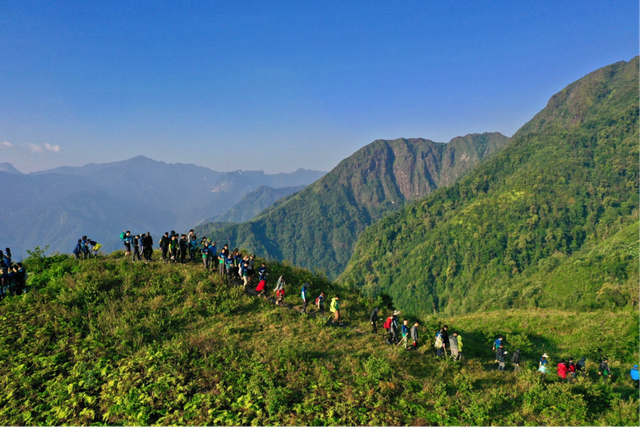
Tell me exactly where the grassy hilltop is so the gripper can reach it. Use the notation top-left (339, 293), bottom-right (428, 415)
top-left (0, 252), bottom-right (637, 425)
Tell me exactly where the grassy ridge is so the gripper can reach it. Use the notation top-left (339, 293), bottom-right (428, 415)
top-left (0, 253), bottom-right (637, 425)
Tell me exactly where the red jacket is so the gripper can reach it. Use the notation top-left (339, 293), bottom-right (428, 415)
top-left (557, 362), bottom-right (567, 379)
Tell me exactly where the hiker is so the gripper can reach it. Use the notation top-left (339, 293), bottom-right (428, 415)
top-left (566, 358), bottom-right (577, 379)
top-left (187, 230), bottom-right (197, 260)
top-left (159, 232), bottom-right (170, 262)
top-left (441, 326), bottom-right (449, 357)
top-left (493, 335), bottom-right (503, 362)
top-left (142, 232), bottom-right (153, 261)
top-left (247, 254), bottom-right (255, 281)
top-left (369, 307), bottom-right (380, 334)
top-left (435, 328), bottom-right (445, 357)
top-left (557, 359), bottom-right (568, 381)
top-left (301, 283), bottom-right (309, 313)
top-left (179, 234), bottom-right (188, 263)
top-left (274, 275), bottom-right (285, 305)
top-left (598, 359), bottom-right (612, 383)
top-left (169, 235), bottom-right (178, 262)
top-left (631, 364), bottom-right (639, 388)
top-left (201, 241), bottom-right (210, 269)
top-left (330, 295), bottom-right (341, 325)
top-left (81, 236), bottom-right (91, 259)
top-left (389, 311), bottom-right (400, 343)
top-left (233, 249), bottom-right (242, 278)
top-left (576, 356), bottom-right (586, 377)
top-left (89, 239), bottom-right (101, 256)
top-left (538, 353), bottom-right (549, 374)
top-left (218, 246), bottom-right (227, 275)
top-left (225, 254), bottom-right (234, 281)
top-left (14, 263), bottom-right (26, 295)
top-left (316, 291), bottom-right (326, 317)
top-left (3, 248), bottom-right (11, 269)
top-left (131, 234), bottom-right (141, 262)
top-left (410, 322), bottom-right (419, 350)
top-left (121, 230), bottom-right (132, 257)
top-left (511, 349), bottom-right (522, 372)
top-left (496, 343), bottom-right (507, 371)
top-left (399, 320), bottom-right (410, 349)
top-left (449, 331), bottom-right (459, 359)
top-left (455, 332), bottom-right (463, 360)
top-left (257, 263), bottom-right (267, 290)
top-left (241, 261), bottom-right (250, 287)
top-left (73, 239), bottom-right (83, 259)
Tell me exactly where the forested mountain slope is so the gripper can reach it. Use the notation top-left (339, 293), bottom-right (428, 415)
top-left (197, 132), bottom-right (509, 278)
top-left (340, 57), bottom-right (639, 316)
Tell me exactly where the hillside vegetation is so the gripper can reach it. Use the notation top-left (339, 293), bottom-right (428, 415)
top-left (0, 253), bottom-right (637, 425)
top-left (197, 133), bottom-right (509, 279)
top-left (341, 57), bottom-right (639, 316)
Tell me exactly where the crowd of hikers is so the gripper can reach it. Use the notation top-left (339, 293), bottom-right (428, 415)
top-left (0, 248), bottom-right (27, 298)
top-left (66, 229), bottom-right (640, 386)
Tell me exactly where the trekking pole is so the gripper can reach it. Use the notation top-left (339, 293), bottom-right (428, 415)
top-left (397, 336), bottom-right (407, 347)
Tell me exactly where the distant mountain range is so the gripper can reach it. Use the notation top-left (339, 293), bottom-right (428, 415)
top-left (196, 132), bottom-right (509, 278)
top-left (0, 157), bottom-right (325, 258)
top-left (213, 185), bottom-right (306, 223)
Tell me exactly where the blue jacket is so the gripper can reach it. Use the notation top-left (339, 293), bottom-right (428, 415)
top-left (208, 245), bottom-right (217, 257)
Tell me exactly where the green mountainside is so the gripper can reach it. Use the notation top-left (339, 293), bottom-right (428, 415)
top-left (196, 132), bottom-right (509, 278)
top-left (1, 253), bottom-right (637, 425)
top-left (340, 57), bottom-right (639, 316)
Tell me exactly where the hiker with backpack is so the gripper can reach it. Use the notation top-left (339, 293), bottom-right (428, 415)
top-left (557, 359), bottom-right (568, 381)
top-left (511, 349), bottom-right (522, 372)
top-left (208, 241), bottom-right (217, 269)
top-left (274, 275), bottom-right (285, 305)
top-left (169, 235), bottom-right (178, 262)
top-left (538, 353), bottom-right (549, 374)
top-left (435, 328), bottom-right (445, 357)
top-left (241, 260), bottom-right (250, 287)
top-left (225, 254), bottom-right (234, 281)
top-left (399, 320), bottom-right (410, 349)
top-left (410, 322), bottom-right (419, 350)
top-left (73, 239), bottom-right (83, 259)
top-left (301, 283), bottom-right (309, 313)
top-left (330, 295), bottom-right (341, 325)
top-left (598, 359), bottom-right (612, 383)
top-left (120, 231), bottom-right (131, 257)
top-left (142, 232), bottom-right (153, 261)
top-left (81, 236), bottom-right (91, 259)
top-left (454, 332), bottom-right (463, 360)
top-left (493, 335), bottom-right (503, 362)
top-left (89, 239), bottom-right (101, 256)
top-left (315, 291), bottom-right (326, 317)
top-left (496, 343), bottom-right (508, 371)
top-left (201, 241), bottom-right (210, 269)
top-left (131, 234), bottom-right (141, 262)
top-left (218, 246), bottom-right (227, 275)
top-left (159, 232), bottom-right (170, 262)
top-left (187, 230), bottom-right (197, 260)
top-left (179, 234), bottom-right (188, 263)
top-left (449, 331), bottom-right (460, 359)
top-left (566, 358), bottom-right (577, 379)
top-left (369, 307), bottom-right (380, 334)
top-left (386, 311), bottom-right (399, 344)
top-left (256, 263), bottom-right (267, 290)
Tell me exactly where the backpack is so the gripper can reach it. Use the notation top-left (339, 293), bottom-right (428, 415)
top-left (383, 317), bottom-right (392, 330)
top-left (435, 336), bottom-right (443, 349)
top-left (120, 232), bottom-right (126, 241)
top-left (315, 295), bottom-right (324, 306)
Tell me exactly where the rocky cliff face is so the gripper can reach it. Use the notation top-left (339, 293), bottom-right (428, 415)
top-left (198, 132), bottom-right (509, 278)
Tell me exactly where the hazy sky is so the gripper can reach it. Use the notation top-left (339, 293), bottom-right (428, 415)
top-left (1, 1), bottom-right (638, 174)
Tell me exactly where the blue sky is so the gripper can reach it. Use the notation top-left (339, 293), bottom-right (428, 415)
top-left (1, 1), bottom-right (637, 173)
